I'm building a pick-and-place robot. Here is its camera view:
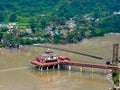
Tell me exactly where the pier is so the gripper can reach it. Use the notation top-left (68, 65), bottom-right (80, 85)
top-left (30, 50), bottom-right (120, 71)
top-left (31, 58), bottom-right (120, 71)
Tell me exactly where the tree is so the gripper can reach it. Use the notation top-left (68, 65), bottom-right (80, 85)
top-left (29, 19), bottom-right (37, 34)
top-left (9, 13), bottom-right (17, 22)
top-left (94, 28), bottom-right (103, 36)
top-left (0, 27), bottom-right (8, 32)
top-left (36, 16), bottom-right (50, 29)
top-left (0, 32), bottom-right (3, 41)
top-left (51, 15), bottom-right (66, 25)
top-left (67, 32), bottom-right (77, 43)
top-left (0, 11), bottom-right (4, 22)
top-left (40, 18), bottom-right (48, 29)
top-left (84, 30), bottom-right (92, 38)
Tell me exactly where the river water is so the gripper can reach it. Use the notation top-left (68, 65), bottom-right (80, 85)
top-left (0, 46), bottom-right (109, 90)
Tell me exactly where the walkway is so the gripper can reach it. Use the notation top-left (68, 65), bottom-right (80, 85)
top-left (60, 60), bottom-right (119, 70)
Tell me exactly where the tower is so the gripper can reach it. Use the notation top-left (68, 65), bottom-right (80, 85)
top-left (112, 43), bottom-right (119, 64)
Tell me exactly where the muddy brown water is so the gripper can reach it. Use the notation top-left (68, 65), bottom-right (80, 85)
top-left (0, 46), bottom-right (110, 90)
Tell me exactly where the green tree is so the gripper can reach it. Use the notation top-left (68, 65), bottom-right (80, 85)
top-left (0, 32), bottom-right (3, 41)
top-left (67, 32), bottom-right (77, 43)
top-left (29, 19), bottom-right (37, 34)
top-left (2, 33), bottom-right (14, 43)
top-left (39, 18), bottom-right (48, 29)
top-left (9, 13), bottom-right (17, 22)
top-left (0, 27), bottom-right (8, 32)
top-left (0, 11), bottom-right (4, 22)
top-left (94, 28), bottom-right (104, 36)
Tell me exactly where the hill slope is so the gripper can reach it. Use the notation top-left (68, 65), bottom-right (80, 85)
top-left (0, 0), bottom-right (120, 22)
top-left (0, 0), bottom-right (120, 44)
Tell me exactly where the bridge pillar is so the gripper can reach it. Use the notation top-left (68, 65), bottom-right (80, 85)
top-left (39, 66), bottom-right (41, 70)
top-left (91, 68), bottom-right (94, 73)
top-left (66, 65), bottom-right (68, 69)
top-left (80, 66), bottom-right (83, 72)
top-left (53, 65), bottom-right (55, 70)
top-left (32, 65), bottom-right (34, 68)
top-left (58, 64), bottom-right (60, 70)
top-left (41, 67), bottom-right (43, 71)
top-left (68, 66), bottom-right (72, 70)
top-left (47, 66), bottom-right (49, 70)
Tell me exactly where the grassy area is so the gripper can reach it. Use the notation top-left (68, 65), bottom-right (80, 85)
top-left (16, 23), bottom-right (30, 29)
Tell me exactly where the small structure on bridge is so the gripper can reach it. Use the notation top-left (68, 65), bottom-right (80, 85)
top-left (30, 49), bottom-right (71, 71)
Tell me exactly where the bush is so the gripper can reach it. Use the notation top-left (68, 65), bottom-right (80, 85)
top-left (0, 44), bottom-right (5, 48)
top-left (112, 70), bottom-right (119, 85)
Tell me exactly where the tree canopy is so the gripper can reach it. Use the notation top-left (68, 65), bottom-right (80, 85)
top-left (0, 0), bottom-right (120, 44)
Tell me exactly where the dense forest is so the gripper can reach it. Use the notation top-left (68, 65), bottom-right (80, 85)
top-left (0, 0), bottom-right (120, 45)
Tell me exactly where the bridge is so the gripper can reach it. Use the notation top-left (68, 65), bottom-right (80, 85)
top-left (60, 60), bottom-right (120, 70)
top-left (31, 58), bottom-right (120, 71)
top-left (31, 45), bottom-right (120, 71)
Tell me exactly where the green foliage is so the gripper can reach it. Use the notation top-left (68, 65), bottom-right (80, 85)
top-left (0, 11), bottom-right (5, 22)
top-left (93, 28), bottom-right (104, 36)
top-left (0, 27), bottom-right (8, 32)
top-left (112, 70), bottom-right (119, 85)
top-left (0, 0), bottom-right (120, 44)
top-left (9, 13), bottom-right (17, 22)
top-left (1, 0), bottom-right (120, 23)
top-left (0, 43), bottom-right (5, 48)
top-left (0, 32), bottom-right (3, 40)
top-left (67, 32), bottom-right (78, 43)
top-left (29, 18), bottom-right (37, 33)
top-left (24, 39), bottom-right (33, 45)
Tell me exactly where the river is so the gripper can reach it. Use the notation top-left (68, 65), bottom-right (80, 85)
top-left (0, 46), bottom-right (109, 90)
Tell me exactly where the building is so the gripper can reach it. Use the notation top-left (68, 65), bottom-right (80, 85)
top-left (66, 18), bottom-right (76, 28)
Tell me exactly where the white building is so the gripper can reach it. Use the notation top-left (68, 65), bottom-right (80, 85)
top-left (66, 18), bottom-right (76, 28)
top-left (113, 11), bottom-right (120, 15)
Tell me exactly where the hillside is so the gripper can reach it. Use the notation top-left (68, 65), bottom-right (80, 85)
top-left (0, 0), bottom-right (120, 22)
top-left (0, 0), bottom-right (120, 44)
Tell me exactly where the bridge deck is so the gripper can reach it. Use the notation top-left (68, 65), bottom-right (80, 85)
top-left (60, 60), bottom-right (119, 70)
top-left (31, 59), bottom-right (120, 70)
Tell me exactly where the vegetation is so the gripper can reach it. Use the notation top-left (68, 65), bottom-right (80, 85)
top-left (112, 70), bottom-right (119, 86)
top-left (0, 0), bottom-right (120, 45)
